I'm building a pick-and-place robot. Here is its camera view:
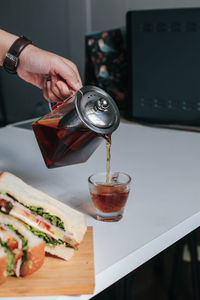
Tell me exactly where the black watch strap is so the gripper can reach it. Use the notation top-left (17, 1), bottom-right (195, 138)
top-left (3, 36), bottom-right (32, 74)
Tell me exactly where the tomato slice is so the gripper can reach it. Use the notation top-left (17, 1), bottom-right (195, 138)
top-left (0, 198), bottom-right (7, 206)
top-left (13, 248), bottom-right (23, 265)
top-left (7, 236), bottom-right (18, 250)
top-left (23, 210), bottom-right (30, 217)
top-left (36, 219), bottom-right (51, 231)
top-left (0, 224), bottom-right (6, 231)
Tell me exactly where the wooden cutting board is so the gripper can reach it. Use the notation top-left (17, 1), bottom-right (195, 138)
top-left (0, 227), bottom-right (94, 296)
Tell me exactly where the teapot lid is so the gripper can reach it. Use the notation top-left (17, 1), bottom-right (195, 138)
top-left (75, 86), bottom-right (120, 134)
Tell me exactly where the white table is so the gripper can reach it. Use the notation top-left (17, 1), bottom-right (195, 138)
top-left (0, 120), bottom-right (200, 300)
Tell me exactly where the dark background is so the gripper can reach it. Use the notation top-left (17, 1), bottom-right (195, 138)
top-left (0, 1), bottom-right (199, 299)
top-left (1, 0), bottom-right (200, 123)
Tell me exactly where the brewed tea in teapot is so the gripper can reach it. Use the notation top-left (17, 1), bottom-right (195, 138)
top-left (32, 86), bottom-right (120, 168)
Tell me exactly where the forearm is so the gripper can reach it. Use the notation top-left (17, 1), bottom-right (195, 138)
top-left (0, 29), bottom-right (18, 66)
top-left (0, 29), bottom-right (81, 102)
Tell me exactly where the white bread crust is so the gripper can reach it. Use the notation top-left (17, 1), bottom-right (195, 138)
top-left (45, 244), bottom-right (74, 261)
top-left (0, 172), bottom-right (87, 243)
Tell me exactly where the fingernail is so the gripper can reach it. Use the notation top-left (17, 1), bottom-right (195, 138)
top-left (75, 82), bottom-right (82, 90)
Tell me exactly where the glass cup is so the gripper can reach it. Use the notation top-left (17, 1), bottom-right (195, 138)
top-left (88, 172), bottom-right (131, 222)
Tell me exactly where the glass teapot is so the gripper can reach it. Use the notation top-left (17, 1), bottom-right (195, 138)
top-left (32, 86), bottom-right (120, 168)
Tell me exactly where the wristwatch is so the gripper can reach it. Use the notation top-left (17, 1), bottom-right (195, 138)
top-left (3, 36), bottom-right (32, 74)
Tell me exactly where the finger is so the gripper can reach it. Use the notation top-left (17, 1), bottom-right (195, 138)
top-left (54, 58), bottom-right (82, 91)
top-left (61, 57), bottom-right (82, 86)
top-left (43, 87), bottom-right (51, 102)
top-left (56, 81), bottom-right (71, 99)
top-left (51, 75), bottom-right (71, 100)
top-left (42, 78), bottom-right (51, 102)
top-left (46, 80), bottom-right (60, 102)
top-left (67, 61), bottom-right (82, 87)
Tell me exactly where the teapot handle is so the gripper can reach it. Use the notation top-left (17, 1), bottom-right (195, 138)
top-left (48, 92), bottom-right (76, 111)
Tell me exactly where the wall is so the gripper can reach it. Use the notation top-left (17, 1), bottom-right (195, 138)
top-left (90, 0), bottom-right (200, 31)
top-left (1, 0), bottom-right (200, 123)
top-left (0, 0), bottom-right (71, 123)
top-left (67, 0), bottom-right (200, 85)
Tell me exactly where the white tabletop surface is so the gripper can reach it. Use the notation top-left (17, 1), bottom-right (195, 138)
top-left (0, 120), bottom-right (200, 300)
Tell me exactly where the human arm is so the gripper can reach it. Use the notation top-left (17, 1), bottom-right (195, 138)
top-left (0, 29), bottom-right (82, 102)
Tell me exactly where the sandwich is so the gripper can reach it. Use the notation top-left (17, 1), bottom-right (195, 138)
top-left (0, 172), bottom-right (87, 260)
top-left (0, 212), bottom-right (45, 281)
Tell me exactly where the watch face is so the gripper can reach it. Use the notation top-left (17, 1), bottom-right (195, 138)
top-left (4, 53), bottom-right (18, 74)
top-left (6, 53), bottom-right (18, 67)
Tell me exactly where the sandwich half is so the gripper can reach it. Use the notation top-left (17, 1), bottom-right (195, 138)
top-left (0, 172), bottom-right (87, 260)
top-left (0, 212), bottom-right (45, 280)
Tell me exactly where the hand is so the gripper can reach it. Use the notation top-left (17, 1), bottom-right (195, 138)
top-left (17, 45), bottom-right (82, 102)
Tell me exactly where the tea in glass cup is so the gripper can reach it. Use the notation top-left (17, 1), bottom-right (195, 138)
top-left (88, 172), bottom-right (131, 222)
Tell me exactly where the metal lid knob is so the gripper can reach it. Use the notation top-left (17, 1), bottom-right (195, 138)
top-left (96, 98), bottom-right (109, 111)
top-left (75, 86), bottom-right (120, 134)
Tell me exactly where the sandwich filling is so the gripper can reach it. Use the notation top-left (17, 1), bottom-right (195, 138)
top-left (0, 193), bottom-right (78, 249)
top-left (0, 223), bottom-right (28, 277)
